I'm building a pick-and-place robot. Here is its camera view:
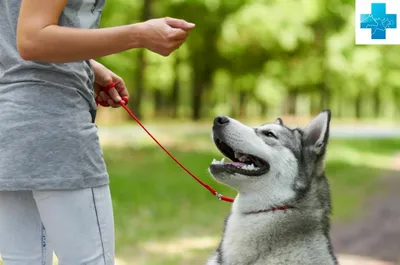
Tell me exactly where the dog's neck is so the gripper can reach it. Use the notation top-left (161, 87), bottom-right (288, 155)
top-left (244, 205), bottom-right (294, 215)
top-left (232, 186), bottom-right (296, 215)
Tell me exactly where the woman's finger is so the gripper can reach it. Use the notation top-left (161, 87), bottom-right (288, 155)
top-left (106, 86), bottom-right (122, 103)
top-left (108, 99), bottom-right (119, 108)
top-left (99, 91), bottom-right (110, 103)
top-left (96, 93), bottom-right (110, 107)
top-left (114, 84), bottom-right (129, 104)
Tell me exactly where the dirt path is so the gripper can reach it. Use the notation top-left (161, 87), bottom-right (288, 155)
top-left (332, 156), bottom-right (400, 265)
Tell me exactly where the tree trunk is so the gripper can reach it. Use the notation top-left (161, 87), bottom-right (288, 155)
top-left (229, 94), bottom-right (237, 117)
top-left (337, 95), bottom-right (343, 118)
top-left (319, 84), bottom-right (330, 110)
top-left (394, 90), bottom-right (400, 117)
top-left (373, 88), bottom-right (380, 118)
top-left (259, 102), bottom-right (268, 118)
top-left (133, 51), bottom-right (145, 119)
top-left (355, 92), bottom-right (362, 119)
top-left (192, 76), bottom-right (202, 121)
top-left (238, 91), bottom-right (247, 118)
top-left (132, 0), bottom-right (152, 119)
top-left (153, 90), bottom-right (163, 117)
top-left (397, 97), bottom-right (400, 117)
top-left (286, 90), bottom-right (297, 116)
top-left (170, 56), bottom-right (180, 118)
top-left (191, 62), bottom-right (212, 121)
top-left (309, 93), bottom-right (320, 116)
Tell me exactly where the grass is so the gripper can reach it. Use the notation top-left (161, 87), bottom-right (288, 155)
top-left (1, 137), bottom-right (398, 265)
top-left (103, 137), bottom-right (400, 264)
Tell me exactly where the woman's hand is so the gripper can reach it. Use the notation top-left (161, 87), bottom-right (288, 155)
top-left (91, 60), bottom-right (129, 108)
top-left (140, 17), bottom-right (195, 56)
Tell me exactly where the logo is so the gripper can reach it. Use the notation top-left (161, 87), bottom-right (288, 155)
top-left (356, 0), bottom-right (400, 44)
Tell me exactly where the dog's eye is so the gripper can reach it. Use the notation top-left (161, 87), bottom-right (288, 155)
top-left (262, 131), bottom-right (277, 139)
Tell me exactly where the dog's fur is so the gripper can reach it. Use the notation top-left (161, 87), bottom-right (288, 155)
top-left (207, 110), bottom-right (337, 265)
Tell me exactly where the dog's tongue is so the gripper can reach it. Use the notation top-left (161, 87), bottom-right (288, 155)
top-left (225, 161), bottom-right (246, 167)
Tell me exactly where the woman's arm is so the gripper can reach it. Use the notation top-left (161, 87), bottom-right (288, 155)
top-left (17, 0), bottom-right (194, 62)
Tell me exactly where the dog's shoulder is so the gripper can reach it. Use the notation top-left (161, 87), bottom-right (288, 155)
top-left (206, 252), bottom-right (220, 265)
top-left (213, 212), bottom-right (231, 264)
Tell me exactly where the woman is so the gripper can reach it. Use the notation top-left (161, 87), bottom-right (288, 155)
top-left (0, 0), bottom-right (195, 264)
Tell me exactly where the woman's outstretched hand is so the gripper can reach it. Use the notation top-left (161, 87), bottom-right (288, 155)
top-left (140, 17), bottom-right (195, 57)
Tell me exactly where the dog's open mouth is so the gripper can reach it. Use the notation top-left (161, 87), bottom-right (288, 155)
top-left (210, 138), bottom-right (270, 176)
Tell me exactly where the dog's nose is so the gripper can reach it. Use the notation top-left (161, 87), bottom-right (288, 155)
top-left (214, 116), bottom-right (230, 126)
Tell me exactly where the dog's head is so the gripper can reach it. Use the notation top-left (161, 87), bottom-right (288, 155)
top-left (209, 110), bottom-right (331, 209)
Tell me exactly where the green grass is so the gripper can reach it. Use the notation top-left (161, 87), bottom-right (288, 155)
top-left (106, 147), bottom-right (233, 251)
top-left (103, 137), bottom-right (399, 264)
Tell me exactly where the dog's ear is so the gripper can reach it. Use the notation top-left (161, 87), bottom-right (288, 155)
top-left (303, 110), bottom-right (331, 155)
top-left (274, 118), bottom-right (283, 125)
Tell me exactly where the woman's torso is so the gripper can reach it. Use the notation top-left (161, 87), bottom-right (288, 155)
top-left (0, 0), bottom-right (109, 191)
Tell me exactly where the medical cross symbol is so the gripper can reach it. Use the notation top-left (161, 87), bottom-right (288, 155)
top-left (360, 3), bottom-right (397, 39)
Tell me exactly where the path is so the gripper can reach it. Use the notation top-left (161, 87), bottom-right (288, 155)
top-left (333, 154), bottom-right (400, 265)
top-left (97, 124), bottom-right (400, 140)
top-left (97, 124), bottom-right (400, 148)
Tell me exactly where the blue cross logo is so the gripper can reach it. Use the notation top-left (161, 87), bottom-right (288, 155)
top-left (360, 3), bottom-right (397, 39)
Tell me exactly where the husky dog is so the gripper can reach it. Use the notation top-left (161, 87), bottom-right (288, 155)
top-left (207, 110), bottom-right (337, 265)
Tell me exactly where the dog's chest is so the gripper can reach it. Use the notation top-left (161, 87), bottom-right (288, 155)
top-left (221, 214), bottom-right (278, 264)
top-left (219, 214), bottom-right (334, 265)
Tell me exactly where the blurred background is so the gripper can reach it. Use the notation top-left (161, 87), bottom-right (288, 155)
top-left (98, 0), bottom-right (399, 264)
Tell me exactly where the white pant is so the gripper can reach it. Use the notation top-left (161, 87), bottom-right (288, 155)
top-left (0, 185), bottom-right (115, 265)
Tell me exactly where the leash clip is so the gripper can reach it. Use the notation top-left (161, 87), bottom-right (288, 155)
top-left (215, 192), bottom-right (223, 200)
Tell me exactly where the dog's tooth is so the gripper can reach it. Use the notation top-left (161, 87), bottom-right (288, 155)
top-left (212, 159), bottom-right (217, 164)
top-left (248, 164), bottom-right (255, 170)
top-left (234, 152), bottom-right (240, 159)
top-left (220, 158), bottom-right (225, 163)
top-left (239, 156), bottom-right (247, 162)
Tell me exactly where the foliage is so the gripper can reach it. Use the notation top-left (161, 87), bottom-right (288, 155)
top-left (97, 0), bottom-right (400, 121)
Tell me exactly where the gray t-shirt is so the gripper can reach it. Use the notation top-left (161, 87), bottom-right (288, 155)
top-left (0, 0), bottom-right (109, 190)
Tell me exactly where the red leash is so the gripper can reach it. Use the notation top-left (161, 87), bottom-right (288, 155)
top-left (96, 83), bottom-right (234, 203)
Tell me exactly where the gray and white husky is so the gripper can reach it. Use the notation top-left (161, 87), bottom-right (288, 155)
top-left (207, 110), bottom-right (338, 265)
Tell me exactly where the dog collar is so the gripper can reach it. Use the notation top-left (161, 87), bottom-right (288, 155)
top-left (245, 205), bottom-right (294, 215)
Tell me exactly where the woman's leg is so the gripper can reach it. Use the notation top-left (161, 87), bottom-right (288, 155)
top-left (33, 185), bottom-right (115, 265)
top-left (0, 191), bottom-right (53, 265)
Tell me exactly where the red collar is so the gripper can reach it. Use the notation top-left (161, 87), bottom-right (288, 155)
top-left (245, 205), bottom-right (294, 215)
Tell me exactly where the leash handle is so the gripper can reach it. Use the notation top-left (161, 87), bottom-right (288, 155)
top-left (95, 83), bottom-right (124, 106)
top-left (96, 82), bottom-right (234, 203)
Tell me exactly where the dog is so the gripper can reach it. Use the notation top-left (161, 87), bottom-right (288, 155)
top-left (207, 110), bottom-right (338, 265)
